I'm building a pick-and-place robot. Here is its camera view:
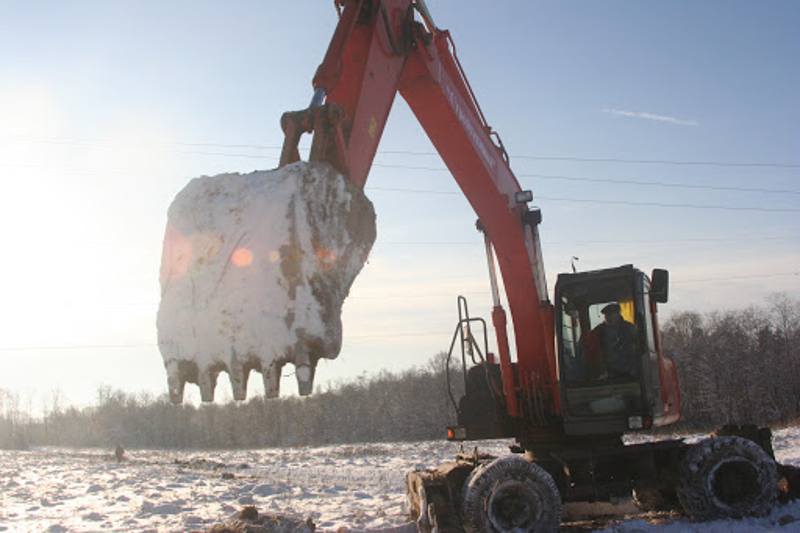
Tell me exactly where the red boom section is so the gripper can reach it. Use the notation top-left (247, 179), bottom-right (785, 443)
top-left (313, 0), bottom-right (408, 188)
top-left (398, 30), bottom-right (558, 416)
top-left (306, 0), bottom-right (560, 417)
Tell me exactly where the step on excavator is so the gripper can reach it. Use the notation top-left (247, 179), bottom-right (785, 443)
top-left (270, 1), bottom-right (796, 530)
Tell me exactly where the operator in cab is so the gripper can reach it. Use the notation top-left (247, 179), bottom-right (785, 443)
top-left (584, 303), bottom-right (638, 381)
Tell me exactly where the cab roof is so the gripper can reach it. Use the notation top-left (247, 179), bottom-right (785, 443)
top-left (556, 264), bottom-right (640, 287)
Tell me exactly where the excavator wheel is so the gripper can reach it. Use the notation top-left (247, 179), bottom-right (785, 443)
top-left (462, 455), bottom-right (561, 533)
top-left (677, 436), bottom-right (777, 520)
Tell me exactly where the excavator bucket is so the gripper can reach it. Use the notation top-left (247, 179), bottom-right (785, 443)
top-left (157, 162), bottom-right (375, 402)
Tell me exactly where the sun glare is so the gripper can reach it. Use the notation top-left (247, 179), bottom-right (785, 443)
top-left (0, 87), bottom-right (60, 139)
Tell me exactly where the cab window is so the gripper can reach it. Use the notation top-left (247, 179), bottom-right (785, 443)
top-left (558, 277), bottom-right (644, 416)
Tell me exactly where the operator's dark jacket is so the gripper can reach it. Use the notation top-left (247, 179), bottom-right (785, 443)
top-left (584, 320), bottom-right (638, 378)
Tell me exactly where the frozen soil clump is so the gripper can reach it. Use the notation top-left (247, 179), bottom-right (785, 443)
top-left (158, 162), bottom-right (375, 402)
top-left (207, 506), bottom-right (315, 533)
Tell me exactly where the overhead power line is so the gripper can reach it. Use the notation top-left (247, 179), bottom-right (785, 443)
top-left (525, 173), bottom-right (800, 195)
top-left (177, 150), bottom-right (800, 171)
top-left (0, 343), bottom-right (155, 352)
top-left (672, 271), bottom-right (800, 285)
top-left (4, 141), bottom-right (798, 215)
top-left (377, 151), bottom-right (800, 169)
top-left (364, 186), bottom-right (800, 213)
top-left (179, 150), bottom-right (273, 160)
top-left (4, 159), bottom-right (798, 197)
top-left (379, 236), bottom-right (797, 246)
top-left (5, 136), bottom-right (799, 169)
top-left (506, 155), bottom-right (800, 169)
top-left (535, 195), bottom-right (800, 213)
top-left (371, 163), bottom-right (800, 195)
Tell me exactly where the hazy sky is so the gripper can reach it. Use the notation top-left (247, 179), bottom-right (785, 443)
top-left (0, 1), bottom-right (798, 409)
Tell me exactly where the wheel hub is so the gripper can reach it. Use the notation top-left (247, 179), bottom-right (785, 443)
top-left (487, 479), bottom-right (543, 531)
top-left (711, 458), bottom-right (760, 508)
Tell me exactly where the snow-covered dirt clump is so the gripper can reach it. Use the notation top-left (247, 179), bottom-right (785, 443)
top-left (157, 162), bottom-right (376, 403)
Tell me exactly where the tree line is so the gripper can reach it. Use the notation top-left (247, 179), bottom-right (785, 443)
top-left (0, 355), bottom-right (462, 450)
top-left (1, 294), bottom-right (798, 450)
top-left (663, 293), bottom-right (800, 428)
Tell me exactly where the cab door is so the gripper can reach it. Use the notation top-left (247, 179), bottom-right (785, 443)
top-left (637, 274), bottom-right (662, 417)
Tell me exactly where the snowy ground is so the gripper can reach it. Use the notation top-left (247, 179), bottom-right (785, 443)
top-left (2, 427), bottom-right (800, 532)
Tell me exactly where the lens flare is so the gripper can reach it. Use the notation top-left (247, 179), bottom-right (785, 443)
top-left (315, 248), bottom-right (337, 270)
top-left (231, 247), bottom-right (254, 267)
top-left (160, 224), bottom-right (193, 283)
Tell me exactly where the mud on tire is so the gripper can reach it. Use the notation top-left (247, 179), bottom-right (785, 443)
top-left (677, 436), bottom-right (777, 520)
top-left (462, 455), bottom-right (561, 533)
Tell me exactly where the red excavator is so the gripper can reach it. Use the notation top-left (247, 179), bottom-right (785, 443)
top-left (278, 1), bottom-right (787, 530)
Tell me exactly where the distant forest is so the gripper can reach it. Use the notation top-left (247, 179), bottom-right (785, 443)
top-left (1, 294), bottom-right (798, 450)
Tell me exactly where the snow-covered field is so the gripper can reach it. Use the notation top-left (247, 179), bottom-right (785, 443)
top-left (2, 427), bottom-right (800, 532)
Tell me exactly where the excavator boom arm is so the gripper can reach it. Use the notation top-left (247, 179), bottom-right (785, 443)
top-left (280, 0), bottom-right (559, 418)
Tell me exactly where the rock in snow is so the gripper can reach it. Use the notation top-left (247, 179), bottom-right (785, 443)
top-left (157, 162), bottom-right (376, 402)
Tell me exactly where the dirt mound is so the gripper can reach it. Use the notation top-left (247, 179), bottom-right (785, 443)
top-left (207, 506), bottom-right (315, 533)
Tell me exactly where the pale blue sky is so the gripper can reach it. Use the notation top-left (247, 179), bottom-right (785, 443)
top-left (0, 1), bottom-right (798, 409)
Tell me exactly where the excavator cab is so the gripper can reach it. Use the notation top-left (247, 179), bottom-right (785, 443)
top-left (554, 264), bottom-right (679, 436)
top-left (447, 263), bottom-right (679, 441)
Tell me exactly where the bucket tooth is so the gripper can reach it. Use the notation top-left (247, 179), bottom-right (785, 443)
top-left (198, 368), bottom-right (217, 402)
top-left (263, 362), bottom-right (282, 399)
top-left (165, 360), bottom-right (186, 404)
top-left (295, 363), bottom-right (315, 396)
top-left (167, 373), bottom-right (185, 404)
top-left (229, 362), bottom-right (249, 402)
